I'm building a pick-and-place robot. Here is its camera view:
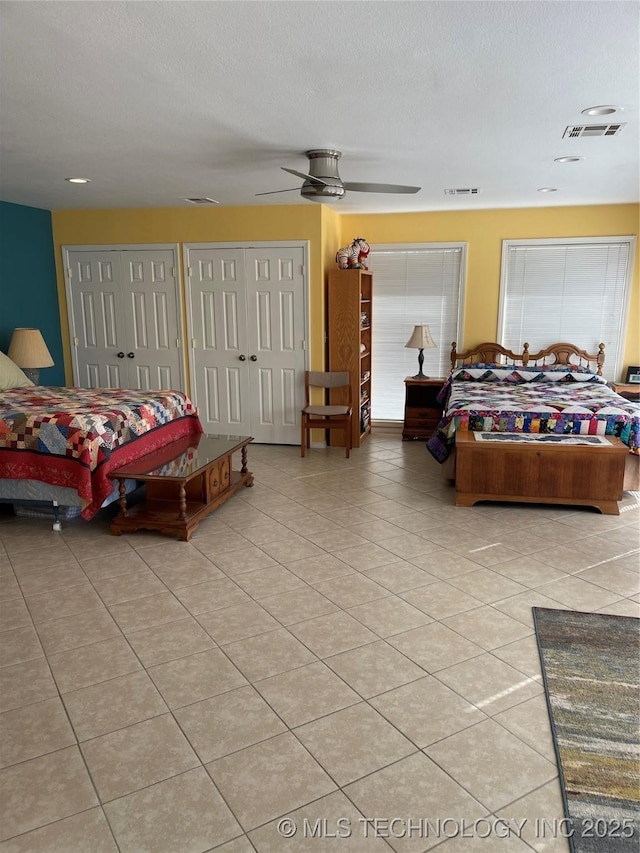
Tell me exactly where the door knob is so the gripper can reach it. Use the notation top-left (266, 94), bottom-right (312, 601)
top-left (238, 354), bottom-right (246, 361)
top-left (117, 352), bottom-right (125, 358)
top-left (127, 352), bottom-right (135, 359)
top-left (250, 354), bottom-right (257, 362)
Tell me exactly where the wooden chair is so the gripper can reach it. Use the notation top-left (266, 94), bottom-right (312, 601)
top-left (301, 371), bottom-right (353, 458)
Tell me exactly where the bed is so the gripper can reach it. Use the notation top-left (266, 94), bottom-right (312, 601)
top-left (426, 341), bottom-right (640, 504)
top-left (0, 370), bottom-right (203, 525)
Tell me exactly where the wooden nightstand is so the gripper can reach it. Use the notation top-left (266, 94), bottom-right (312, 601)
top-left (612, 383), bottom-right (640, 402)
top-left (402, 377), bottom-right (446, 440)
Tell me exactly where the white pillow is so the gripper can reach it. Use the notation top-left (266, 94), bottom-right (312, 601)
top-left (0, 350), bottom-right (35, 389)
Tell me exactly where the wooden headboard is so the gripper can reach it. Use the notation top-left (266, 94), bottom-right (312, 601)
top-left (450, 342), bottom-right (605, 376)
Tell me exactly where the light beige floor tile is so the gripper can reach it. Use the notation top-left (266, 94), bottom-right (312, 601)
top-left (215, 836), bottom-right (257, 853)
top-left (437, 652), bottom-right (542, 715)
top-left (47, 636), bottom-right (141, 694)
top-left (34, 607), bottom-right (121, 655)
top-left (575, 563), bottom-right (640, 596)
top-left (259, 585), bottom-right (339, 625)
top-left (92, 568), bottom-right (168, 605)
top-left (0, 807), bottom-right (118, 853)
top-left (25, 583), bottom-right (104, 624)
top-left (492, 590), bottom-right (570, 627)
top-left (0, 658), bottom-right (57, 713)
top-left (7, 542), bottom-right (75, 572)
top-left (496, 779), bottom-right (570, 853)
top-left (285, 553), bottom-right (356, 583)
top-left (212, 546), bottom-right (281, 576)
top-left (325, 640), bottom-right (426, 698)
top-left (348, 518), bottom-right (411, 543)
top-left (491, 635), bottom-right (544, 679)
top-left (126, 617), bottom-right (216, 667)
top-left (370, 676), bottom-right (487, 747)
top-left (282, 511), bottom-right (342, 535)
top-left (494, 694), bottom-right (555, 761)
top-left (447, 569), bottom-right (529, 604)
top-left (0, 597), bottom-right (31, 631)
top-left (295, 702), bottom-right (415, 786)
top-left (0, 746), bottom-right (98, 841)
top-left (104, 767), bottom-right (242, 853)
top-left (63, 670), bottom-right (168, 741)
top-left (347, 596), bottom-right (433, 637)
top-left (254, 661), bottom-right (360, 727)
top-left (174, 577), bottom-right (250, 615)
top-left (0, 624), bottom-right (43, 667)
top-left (67, 538), bottom-right (136, 561)
top-left (409, 551), bottom-right (488, 579)
top-left (233, 565), bottom-right (305, 599)
top-left (388, 622), bottom-right (484, 672)
top-left (15, 563), bottom-right (87, 597)
top-left (322, 507), bottom-right (380, 528)
top-left (81, 714), bottom-right (199, 802)
top-left (174, 685), bottom-right (286, 762)
top-left (401, 580), bottom-right (484, 618)
top-left (0, 572), bottom-right (21, 602)
top-left (533, 544), bottom-right (602, 574)
top-left (147, 558), bottom-right (225, 591)
top-left (442, 606), bottom-right (533, 651)
top-left (424, 719), bottom-right (556, 812)
top-left (344, 752), bottom-right (487, 852)
top-left (363, 561), bottom-right (439, 593)
top-left (80, 551), bottom-right (151, 581)
top-left (332, 542), bottom-right (398, 571)
top-left (0, 697), bottom-right (76, 768)
top-left (312, 573), bottom-right (390, 608)
top-left (536, 575), bottom-right (622, 611)
top-left (197, 601), bottom-right (280, 645)
top-left (135, 540), bottom-right (223, 567)
top-left (248, 789), bottom-right (390, 852)
top-left (206, 732), bottom-right (335, 831)
top-left (571, 533), bottom-right (637, 562)
top-left (289, 611), bottom-right (377, 658)
top-left (259, 538), bottom-right (326, 563)
top-left (490, 557), bottom-right (568, 588)
top-left (432, 831), bottom-right (534, 852)
top-left (362, 499), bottom-right (409, 520)
top-left (147, 648), bottom-right (247, 709)
top-left (596, 598), bottom-right (640, 617)
top-left (223, 628), bottom-right (317, 681)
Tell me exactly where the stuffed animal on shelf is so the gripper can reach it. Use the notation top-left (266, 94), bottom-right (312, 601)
top-left (336, 237), bottom-right (370, 270)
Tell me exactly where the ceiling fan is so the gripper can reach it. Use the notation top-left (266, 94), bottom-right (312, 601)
top-left (256, 149), bottom-right (421, 202)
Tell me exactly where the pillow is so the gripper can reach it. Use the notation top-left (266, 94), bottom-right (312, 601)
top-left (0, 350), bottom-right (35, 389)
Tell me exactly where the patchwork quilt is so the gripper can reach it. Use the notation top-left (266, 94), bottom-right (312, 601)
top-left (0, 386), bottom-right (203, 518)
top-left (426, 366), bottom-right (640, 462)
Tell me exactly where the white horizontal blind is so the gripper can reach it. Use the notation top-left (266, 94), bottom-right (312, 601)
top-left (499, 239), bottom-right (634, 381)
top-left (368, 245), bottom-right (465, 420)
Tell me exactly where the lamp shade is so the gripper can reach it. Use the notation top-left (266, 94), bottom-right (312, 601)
top-left (404, 325), bottom-right (436, 349)
top-left (8, 328), bottom-right (54, 369)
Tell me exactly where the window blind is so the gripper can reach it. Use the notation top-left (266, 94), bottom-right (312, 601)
top-left (368, 245), bottom-right (465, 420)
top-left (499, 239), bottom-right (634, 381)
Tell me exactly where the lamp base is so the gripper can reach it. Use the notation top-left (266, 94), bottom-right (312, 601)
top-left (412, 372), bottom-right (430, 380)
top-left (23, 368), bottom-right (40, 384)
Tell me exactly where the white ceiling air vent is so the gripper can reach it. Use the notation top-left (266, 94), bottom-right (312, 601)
top-left (183, 197), bottom-right (220, 204)
top-left (562, 124), bottom-right (627, 138)
top-left (444, 187), bottom-right (481, 196)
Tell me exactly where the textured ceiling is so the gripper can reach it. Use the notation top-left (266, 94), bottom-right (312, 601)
top-left (0, 0), bottom-right (638, 213)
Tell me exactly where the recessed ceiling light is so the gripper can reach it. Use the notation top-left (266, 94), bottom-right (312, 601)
top-left (554, 156), bottom-right (583, 163)
top-left (581, 105), bottom-right (619, 116)
top-left (65, 177), bottom-right (91, 184)
top-left (537, 187), bottom-right (558, 193)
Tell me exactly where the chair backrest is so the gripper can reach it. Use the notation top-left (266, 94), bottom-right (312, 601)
top-left (304, 371), bottom-right (351, 405)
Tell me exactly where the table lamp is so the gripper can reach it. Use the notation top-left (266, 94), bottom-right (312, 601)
top-left (404, 324), bottom-right (436, 379)
top-left (8, 328), bottom-right (54, 384)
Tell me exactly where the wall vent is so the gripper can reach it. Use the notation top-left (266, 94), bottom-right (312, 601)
top-left (562, 123), bottom-right (626, 139)
top-left (183, 197), bottom-right (220, 204)
top-left (444, 187), bottom-right (481, 196)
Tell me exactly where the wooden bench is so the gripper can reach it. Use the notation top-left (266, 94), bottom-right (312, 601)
top-left (455, 431), bottom-right (627, 515)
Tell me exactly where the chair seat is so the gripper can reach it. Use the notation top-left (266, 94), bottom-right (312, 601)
top-left (303, 405), bottom-right (351, 416)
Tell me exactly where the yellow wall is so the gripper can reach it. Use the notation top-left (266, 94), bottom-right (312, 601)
top-left (52, 203), bottom-right (639, 384)
top-left (340, 204), bottom-right (639, 375)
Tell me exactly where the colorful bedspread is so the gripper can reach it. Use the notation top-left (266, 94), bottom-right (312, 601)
top-left (0, 386), bottom-right (203, 518)
top-left (426, 366), bottom-right (640, 462)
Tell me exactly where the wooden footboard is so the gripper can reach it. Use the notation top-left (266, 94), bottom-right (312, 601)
top-left (454, 431), bottom-right (627, 514)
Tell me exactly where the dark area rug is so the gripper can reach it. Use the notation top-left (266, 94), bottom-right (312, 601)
top-left (533, 608), bottom-right (640, 852)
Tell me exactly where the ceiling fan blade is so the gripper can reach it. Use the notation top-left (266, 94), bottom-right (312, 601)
top-left (343, 182), bottom-right (421, 194)
top-left (281, 167), bottom-right (328, 186)
top-left (255, 187), bottom-right (304, 196)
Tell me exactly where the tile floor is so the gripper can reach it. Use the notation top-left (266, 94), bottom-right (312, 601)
top-left (0, 435), bottom-right (638, 852)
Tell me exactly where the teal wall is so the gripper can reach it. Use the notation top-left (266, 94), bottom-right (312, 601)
top-left (0, 201), bottom-right (64, 385)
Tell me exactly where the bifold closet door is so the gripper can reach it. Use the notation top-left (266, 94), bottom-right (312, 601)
top-left (187, 245), bottom-right (306, 443)
top-left (65, 248), bottom-right (184, 391)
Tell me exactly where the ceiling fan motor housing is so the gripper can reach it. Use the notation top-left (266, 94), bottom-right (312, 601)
top-left (301, 149), bottom-right (346, 201)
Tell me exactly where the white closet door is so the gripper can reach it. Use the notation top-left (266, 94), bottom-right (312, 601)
top-left (120, 250), bottom-right (184, 390)
top-left (245, 247), bottom-right (306, 444)
top-left (187, 248), bottom-right (253, 435)
top-left (67, 250), bottom-right (129, 388)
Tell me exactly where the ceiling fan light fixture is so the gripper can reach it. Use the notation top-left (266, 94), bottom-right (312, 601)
top-left (554, 156), bottom-right (583, 163)
top-left (65, 177), bottom-right (91, 184)
top-left (581, 105), bottom-right (619, 116)
top-left (537, 187), bottom-right (558, 193)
